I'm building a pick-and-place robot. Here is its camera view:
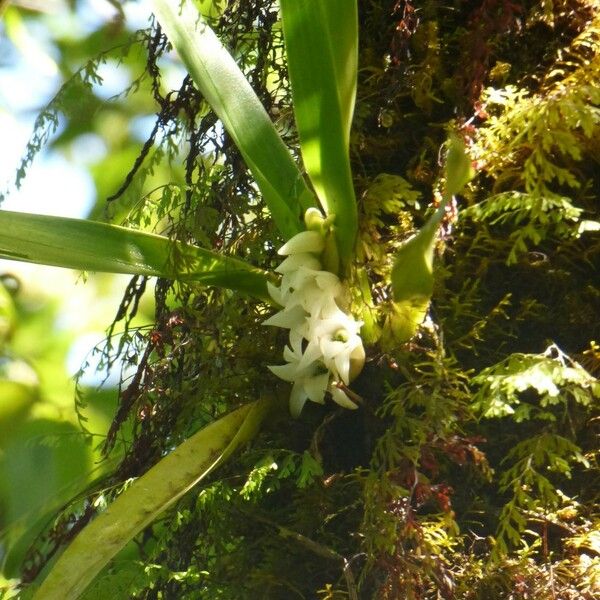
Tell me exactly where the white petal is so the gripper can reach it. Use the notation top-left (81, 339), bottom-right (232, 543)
top-left (262, 304), bottom-right (306, 329)
top-left (315, 271), bottom-right (341, 293)
top-left (304, 372), bottom-right (330, 404)
top-left (283, 269), bottom-right (323, 298)
top-left (267, 281), bottom-right (283, 305)
top-left (278, 231), bottom-right (325, 256)
top-left (289, 382), bottom-right (309, 418)
top-left (276, 253), bottom-right (322, 274)
top-left (290, 281), bottom-right (330, 313)
top-left (268, 363), bottom-right (298, 382)
top-left (320, 338), bottom-right (346, 363)
top-left (301, 302), bottom-right (335, 337)
top-left (334, 350), bottom-right (351, 385)
top-left (283, 343), bottom-right (316, 370)
top-left (313, 311), bottom-right (353, 338)
top-left (297, 339), bottom-right (323, 371)
top-left (319, 300), bottom-right (345, 320)
top-left (329, 384), bottom-right (358, 410)
top-left (283, 344), bottom-right (298, 363)
top-left (289, 330), bottom-right (305, 356)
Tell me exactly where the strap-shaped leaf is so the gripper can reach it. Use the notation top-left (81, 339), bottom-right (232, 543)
top-left (32, 397), bottom-right (275, 600)
top-left (0, 211), bottom-right (272, 301)
top-left (151, 0), bottom-right (316, 240)
top-left (280, 0), bottom-right (358, 269)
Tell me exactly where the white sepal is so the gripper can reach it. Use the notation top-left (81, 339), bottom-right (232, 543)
top-left (329, 384), bottom-right (358, 410)
top-left (278, 230), bottom-right (325, 255)
top-left (275, 253), bottom-right (321, 274)
top-left (262, 304), bottom-right (306, 329)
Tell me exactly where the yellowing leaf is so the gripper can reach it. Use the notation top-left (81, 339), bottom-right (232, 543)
top-left (32, 397), bottom-right (275, 600)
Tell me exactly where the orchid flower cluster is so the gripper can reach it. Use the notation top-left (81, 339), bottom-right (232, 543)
top-left (263, 225), bottom-right (365, 417)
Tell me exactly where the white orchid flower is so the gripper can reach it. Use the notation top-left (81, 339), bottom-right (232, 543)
top-left (263, 226), bottom-right (365, 416)
top-left (319, 327), bottom-right (363, 385)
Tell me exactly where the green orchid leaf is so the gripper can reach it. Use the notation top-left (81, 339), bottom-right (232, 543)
top-left (32, 397), bottom-right (275, 600)
top-left (280, 0), bottom-right (358, 271)
top-left (444, 133), bottom-right (475, 198)
top-left (0, 211), bottom-right (272, 301)
top-left (387, 135), bottom-right (475, 344)
top-left (151, 0), bottom-right (316, 240)
top-left (389, 203), bottom-right (445, 344)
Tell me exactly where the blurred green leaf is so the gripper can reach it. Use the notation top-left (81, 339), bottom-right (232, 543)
top-left (0, 355), bottom-right (39, 440)
top-left (0, 282), bottom-right (16, 347)
top-left (280, 0), bottom-right (358, 270)
top-left (0, 418), bottom-right (95, 576)
top-left (32, 396), bottom-right (275, 600)
top-left (151, 0), bottom-right (316, 240)
top-left (0, 211), bottom-right (272, 301)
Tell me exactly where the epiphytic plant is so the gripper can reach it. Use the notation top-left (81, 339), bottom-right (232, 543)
top-left (0, 2), bottom-right (471, 597)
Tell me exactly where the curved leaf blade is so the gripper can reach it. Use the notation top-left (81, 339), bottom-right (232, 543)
top-left (32, 397), bottom-right (275, 600)
top-left (444, 133), bottom-right (475, 199)
top-left (388, 135), bottom-right (475, 343)
top-left (280, 0), bottom-right (358, 269)
top-left (151, 0), bottom-right (316, 240)
top-left (0, 211), bottom-right (272, 301)
top-left (389, 203), bottom-right (445, 343)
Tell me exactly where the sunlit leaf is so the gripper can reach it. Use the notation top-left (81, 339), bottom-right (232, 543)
top-left (280, 0), bottom-right (358, 270)
top-left (151, 0), bottom-right (316, 240)
top-left (32, 396), bottom-right (275, 600)
top-left (0, 211), bottom-right (272, 302)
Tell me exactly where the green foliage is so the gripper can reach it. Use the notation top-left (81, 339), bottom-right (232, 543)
top-left (462, 191), bottom-right (585, 263)
top-left (472, 344), bottom-right (600, 421)
top-left (0, 210), bottom-right (273, 301)
top-left (494, 432), bottom-right (589, 558)
top-left (240, 450), bottom-right (324, 501)
top-left (355, 173), bottom-right (420, 345)
top-left (469, 9), bottom-right (600, 262)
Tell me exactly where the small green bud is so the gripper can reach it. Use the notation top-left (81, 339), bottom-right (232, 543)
top-left (304, 207), bottom-right (326, 233)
